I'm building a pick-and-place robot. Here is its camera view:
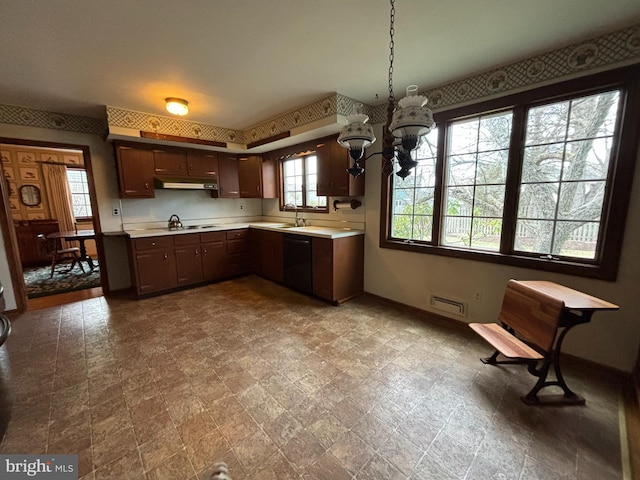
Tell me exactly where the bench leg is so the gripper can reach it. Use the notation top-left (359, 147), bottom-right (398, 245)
top-left (521, 326), bottom-right (585, 406)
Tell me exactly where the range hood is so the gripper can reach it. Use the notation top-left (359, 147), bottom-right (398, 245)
top-left (154, 177), bottom-right (218, 190)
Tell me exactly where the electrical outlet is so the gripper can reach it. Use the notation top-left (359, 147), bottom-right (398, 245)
top-left (474, 291), bottom-right (483, 303)
top-left (239, 202), bottom-right (245, 210)
top-left (112, 207), bottom-right (120, 216)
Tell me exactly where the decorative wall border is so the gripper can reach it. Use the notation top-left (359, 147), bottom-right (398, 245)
top-left (106, 106), bottom-right (243, 144)
top-left (107, 92), bottom-right (365, 146)
top-left (1, 24), bottom-right (638, 144)
top-left (0, 104), bottom-right (106, 136)
top-left (371, 23), bottom-right (640, 121)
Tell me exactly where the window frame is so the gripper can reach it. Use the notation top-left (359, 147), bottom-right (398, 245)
top-left (279, 152), bottom-right (328, 212)
top-left (380, 66), bottom-right (640, 281)
top-left (66, 166), bottom-right (93, 221)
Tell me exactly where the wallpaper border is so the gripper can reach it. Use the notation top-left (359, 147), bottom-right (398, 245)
top-left (1, 24), bottom-right (638, 144)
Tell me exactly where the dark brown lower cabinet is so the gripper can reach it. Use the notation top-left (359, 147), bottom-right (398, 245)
top-left (129, 228), bottom-right (364, 303)
top-left (174, 234), bottom-right (204, 286)
top-left (225, 229), bottom-right (251, 277)
top-left (201, 232), bottom-right (226, 281)
top-left (251, 229), bottom-right (284, 283)
top-left (312, 235), bottom-right (364, 304)
top-left (131, 236), bottom-right (177, 295)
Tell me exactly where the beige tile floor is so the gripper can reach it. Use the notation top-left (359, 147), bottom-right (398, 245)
top-left (0, 276), bottom-right (625, 479)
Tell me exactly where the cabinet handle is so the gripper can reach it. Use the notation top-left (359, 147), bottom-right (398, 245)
top-left (195, 249), bottom-right (199, 256)
top-left (151, 242), bottom-right (156, 247)
top-left (145, 182), bottom-right (150, 190)
top-left (203, 248), bottom-right (208, 254)
top-left (163, 253), bottom-right (168, 259)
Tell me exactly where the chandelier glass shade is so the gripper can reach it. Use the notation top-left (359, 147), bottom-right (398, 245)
top-left (337, 0), bottom-right (435, 178)
top-left (337, 103), bottom-right (376, 171)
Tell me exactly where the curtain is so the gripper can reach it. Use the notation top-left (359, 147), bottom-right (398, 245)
top-left (42, 163), bottom-right (75, 249)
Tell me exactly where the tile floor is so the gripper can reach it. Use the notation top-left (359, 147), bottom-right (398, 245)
top-left (0, 276), bottom-right (625, 479)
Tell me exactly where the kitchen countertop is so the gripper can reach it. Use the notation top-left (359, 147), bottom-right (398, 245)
top-left (125, 221), bottom-right (364, 239)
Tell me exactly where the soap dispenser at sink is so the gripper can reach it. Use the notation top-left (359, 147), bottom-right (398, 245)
top-left (168, 214), bottom-right (183, 230)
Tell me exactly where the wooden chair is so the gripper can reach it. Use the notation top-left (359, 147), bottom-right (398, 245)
top-left (37, 234), bottom-right (85, 278)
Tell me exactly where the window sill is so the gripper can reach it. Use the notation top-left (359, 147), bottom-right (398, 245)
top-left (380, 238), bottom-right (616, 281)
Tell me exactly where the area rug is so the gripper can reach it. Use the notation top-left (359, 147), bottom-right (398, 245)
top-left (23, 262), bottom-right (101, 298)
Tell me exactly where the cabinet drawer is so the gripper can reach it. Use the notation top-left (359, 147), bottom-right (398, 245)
top-left (132, 236), bottom-right (174, 251)
top-left (227, 239), bottom-right (249, 255)
top-left (226, 229), bottom-right (248, 240)
top-left (312, 237), bottom-right (333, 256)
top-left (200, 231), bottom-right (225, 243)
top-left (174, 233), bottom-right (200, 246)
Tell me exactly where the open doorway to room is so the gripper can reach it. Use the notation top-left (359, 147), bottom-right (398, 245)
top-left (0, 140), bottom-right (105, 310)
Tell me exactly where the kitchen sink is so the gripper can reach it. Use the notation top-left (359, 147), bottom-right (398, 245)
top-left (186, 225), bottom-right (218, 229)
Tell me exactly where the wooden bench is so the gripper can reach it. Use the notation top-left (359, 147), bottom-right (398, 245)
top-left (470, 279), bottom-right (570, 404)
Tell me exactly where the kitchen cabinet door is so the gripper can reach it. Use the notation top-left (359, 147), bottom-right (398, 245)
top-left (312, 235), bottom-right (364, 304)
top-left (261, 156), bottom-right (278, 198)
top-left (116, 144), bottom-right (155, 198)
top-left (251, 229), bottom-right (283, 282)
top-left (316, 137), bottom-right (365, 197)
top-left (201, 241), bottom-right (226, 281)
top-left (134, 248), bottom-right (177, 294)
top-left (174, 233), bottom-right (203, 285)
top-left (218, 155), bottom-right (240, 198)
top-left (238, 155), bottom-right (262, 198)
top-left (131, 236), bottom-right (176, 294)
top-left (187, 150), bottom-right (218, 178)
top-left (154, 148), bottom-right (187, 176)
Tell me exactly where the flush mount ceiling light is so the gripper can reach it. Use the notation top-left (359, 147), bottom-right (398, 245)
top-left (165, 97), bottom-right (189, 116)
top-left (337, 0), bottom-right (435, 179)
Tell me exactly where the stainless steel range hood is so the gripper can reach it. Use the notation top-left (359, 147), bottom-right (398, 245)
top-left (154, 177), bottom-right (218, 190)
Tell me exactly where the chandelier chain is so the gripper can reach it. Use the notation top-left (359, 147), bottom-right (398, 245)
top-left (388, 0), bottom-right (396, 106)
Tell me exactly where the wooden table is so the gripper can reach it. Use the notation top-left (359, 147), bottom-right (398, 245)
top-left (47, 230), bottom-right (96, 271)
top-left (516, 281), bottom-right (619, 405)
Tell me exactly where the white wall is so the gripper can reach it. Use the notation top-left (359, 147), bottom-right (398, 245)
top-left (363, 124), bottom-right (640, 372)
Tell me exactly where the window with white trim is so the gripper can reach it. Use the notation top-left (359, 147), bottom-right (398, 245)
top-left (66, 168), bottom-right (92, 219)
top-left (282, 154), bottom-right (327, 210)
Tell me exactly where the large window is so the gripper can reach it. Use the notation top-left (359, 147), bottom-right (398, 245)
top-left (383, 66), bottom-right (640, 280)
top-left (282, 154), bottom-right (327, 210)
top-left (66, 168), bottom-right (92, 219)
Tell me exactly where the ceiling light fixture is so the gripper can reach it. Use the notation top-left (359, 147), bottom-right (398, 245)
top-left (165, 97), bottom-right (189, 116)
top-left (337, 0), bottom-right (435, 179)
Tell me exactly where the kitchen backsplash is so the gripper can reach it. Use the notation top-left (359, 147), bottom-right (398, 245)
top-left (117, 190), bottom-right (365, 232)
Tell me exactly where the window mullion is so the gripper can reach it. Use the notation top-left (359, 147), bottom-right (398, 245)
top-left (431, 122), bottom-right (446, 245)
top-left (501, 105), bottom-right (526, 254)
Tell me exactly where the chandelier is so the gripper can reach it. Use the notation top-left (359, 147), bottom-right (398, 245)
top-left (337, 0), bottom-right (435, 179)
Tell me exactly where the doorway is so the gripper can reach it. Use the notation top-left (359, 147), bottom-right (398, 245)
top-left (0, 139), bottom-right (106, 311)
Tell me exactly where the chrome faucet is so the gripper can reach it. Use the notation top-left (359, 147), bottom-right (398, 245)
top-left (284, 203), bottom-right (306, 227)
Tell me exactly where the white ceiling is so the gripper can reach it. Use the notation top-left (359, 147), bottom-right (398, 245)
top-left (2, 0), bottom-right (640, 131)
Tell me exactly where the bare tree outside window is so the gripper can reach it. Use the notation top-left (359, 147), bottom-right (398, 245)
top-left (516, 91), bottom-right (619, 258)
top-left (383, 66), bottom-right (639, 279)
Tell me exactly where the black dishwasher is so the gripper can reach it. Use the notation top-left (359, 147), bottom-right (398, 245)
top-left (283, 234), bottom-right (313, 294)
